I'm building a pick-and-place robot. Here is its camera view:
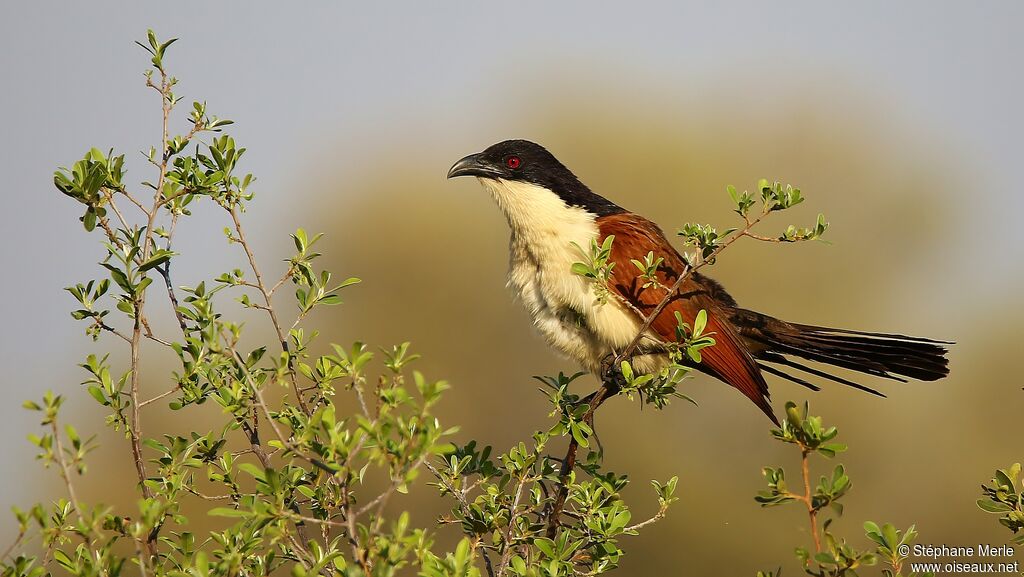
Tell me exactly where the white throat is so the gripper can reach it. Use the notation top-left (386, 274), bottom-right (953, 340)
top-left (479, 178), bottom-right (596, 244)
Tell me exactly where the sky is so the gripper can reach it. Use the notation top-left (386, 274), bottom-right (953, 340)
top-left (1, 2), bottom-right (1022, 573)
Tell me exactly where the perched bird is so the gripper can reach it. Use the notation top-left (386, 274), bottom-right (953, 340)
top-left (447, 139), bottom-right (950, 424)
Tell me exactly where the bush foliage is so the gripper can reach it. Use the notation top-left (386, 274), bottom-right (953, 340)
top-left (2, 30), bottom-right (1017, 577)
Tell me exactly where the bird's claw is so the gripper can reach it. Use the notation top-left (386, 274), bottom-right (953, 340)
top-left (599, 353), bottom-right (627, 392)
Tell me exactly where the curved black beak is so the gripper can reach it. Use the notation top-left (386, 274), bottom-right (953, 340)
top-left (447, 153), bottom-right (501, 179)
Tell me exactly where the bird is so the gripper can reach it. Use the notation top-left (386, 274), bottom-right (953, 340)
top-left (446, 139), bottom-right (950, 425)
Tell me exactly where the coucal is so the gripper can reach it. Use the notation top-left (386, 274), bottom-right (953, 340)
top-left (447, 139), bottom-right (950, 424)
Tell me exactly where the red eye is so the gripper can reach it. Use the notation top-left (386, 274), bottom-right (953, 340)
top-left (506, 156), bottom-right (521, 169)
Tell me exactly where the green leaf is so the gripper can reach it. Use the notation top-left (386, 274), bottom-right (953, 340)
top-left (208, 507), bottom-right (248, 518)
top-left (238, 462), bottom-right (266, 480)
top-left (86, 386), bottom-right (107, 405)
top-left (693, 309), bottom-right (707, 336)
top-left (534, 538), bottom-right (556, 559)
top-left (569, 421), bottom-right (590, 448)
top-left (318, 294), bottom-right (343, 306)
top-left (293, 228), bottom-right (308, 252)
top-left (976, 499), bottom-right (1012, 513)
top-left (83, 208), bottom-right (97, 232)
top-left (139, 250), bottom-right (174, 272)
top-left (570, 262), bottom-right (591, 276)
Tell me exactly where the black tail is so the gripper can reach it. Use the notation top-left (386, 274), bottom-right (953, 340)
top-left (730, 308), bottom-right (951, 396)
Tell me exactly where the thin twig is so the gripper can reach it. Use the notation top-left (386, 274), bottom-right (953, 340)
top-left (186, 488), bottom-right (233, 501)
top-left (743, 231), bottom-right (784, 243)
top-left (125, 68), bottom-right (181, 513)
top-left (479, 539), bottom-right (497, 577)
top-left (800, 448), bottom-right (822, 553)
top-left (239, 418), bottom-right (271, 469)
top-left (119, 188), bottom-right (150, 214)
top-left (98, 321), bottom-right (132, 343)
top-left (50, 421), bottom-right (84, 519)
top-left (286, 512), bottom-right (347, 529)
top-left (144, 333), bottom-right (173, 347)
top-left (135, 542), bottom-right (149, 577)
top-left (138, 386), bottom-right (179, 408)
top-left (284, 533), bottom-right (314, 571)
top-left (96, 215), bottom-right (122, 253)
top-left (342, 484), bottom-right (373, 575)
top-left (623, 503), bottom-right (669, 533)
top-left (228, 206), bottom-right (310, 415)
top-left (0, 530), bottom-right (28, 563)
top-left (222, 337), bottom-right (333, 474)
top-left (354, 454), bottom-right (430, 518)
top-left (426, 462), bottom-right (497, 577)
top-left (496, 476), bottom-right (527, 576)
top-left (223, 337), bottom-right (325, 559)
top-left (103, 190), bottom-right (134, 231)
top-left (157, 212), bottom-right (189, 335)
top-left (545, 383), bottom-right (617, 538)
top-left (268, 268), bottom-right (295, 298)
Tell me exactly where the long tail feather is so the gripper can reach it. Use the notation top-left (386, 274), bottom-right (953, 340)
top-left (756, 361), bottom-right (821, 392)
top-left (757, 352), bottom-right (886, 396)
top-left (731, 308), bottom-right (951, 393)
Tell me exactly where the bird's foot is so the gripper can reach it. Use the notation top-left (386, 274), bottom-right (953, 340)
top-left (599, 353), bottom-right (626, 393)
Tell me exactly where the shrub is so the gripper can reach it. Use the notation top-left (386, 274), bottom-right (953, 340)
top-left (5, 29), bottom-right (843, 577)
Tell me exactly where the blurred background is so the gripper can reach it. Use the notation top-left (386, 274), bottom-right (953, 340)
top-left (2, 2), bottom-right (1023, 574)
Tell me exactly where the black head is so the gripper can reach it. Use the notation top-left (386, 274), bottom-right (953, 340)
top-left (447, 139), bottom-right (624, 216)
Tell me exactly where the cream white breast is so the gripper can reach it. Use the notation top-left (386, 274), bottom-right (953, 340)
top-left (481, 178), bottom-right (657, 373)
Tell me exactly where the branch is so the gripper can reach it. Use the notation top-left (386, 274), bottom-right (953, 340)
top-left (0, 529), bottom-right (29, 564)
top-left (353, 453), bottom-right (431, 518)
top-left (285, 512), bottom-right (347, 529)
top-left (118, 188), bottom-right (150, 214)
top-left (144, 333), bottom-right (173, 347)
top-left (228, 206), bottom-right (310, 415)
top-left (496, 475), bottom-right (527, 576)
top-left (545, 382), bottom-right (618, 539)
top-left (426, 461), bottom-right (497, 577)
top-left (800, 448), bottom-right (822, 553)
top-left (138, 386), bottom-right (180, 408)
top-left (156, 212), bottom-right (189, 335)
top-left (126, 66), bottom-right (179, 508)
top-left (50, 421), bottom-right (84, 522)
top-left (222, 336), bottom-right (334, 475)
top-left (623, 502), bottom-right (670, 533)
top-left (340, 484), bottom-right (374, 575)
top-left (97, 321), bottom-right (131, 343)
top-left (186, 488), bottom-right (233, 501)
top-left (102, 189), bottom-right (137, 230)
top-left (268, 267), bottom-right (295, 298)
